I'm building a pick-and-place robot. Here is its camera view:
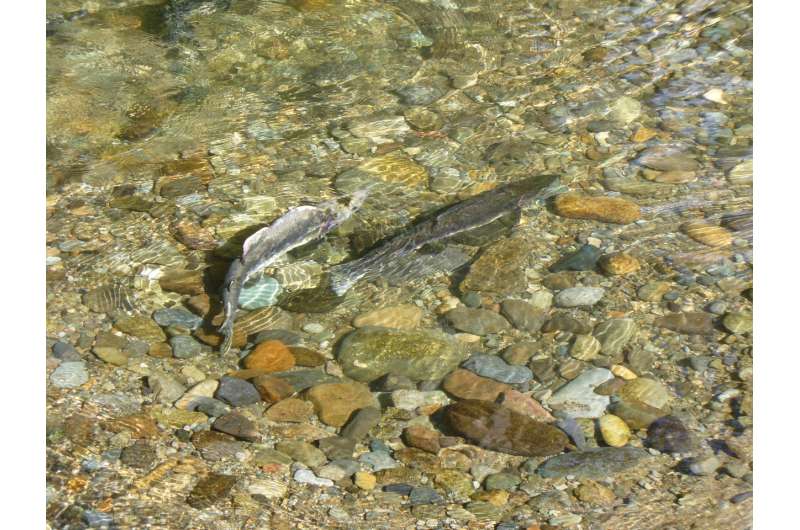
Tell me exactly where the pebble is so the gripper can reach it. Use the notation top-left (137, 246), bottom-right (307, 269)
top-left (340, 406), bottom-right (382, 440)
top-left (728, 160), bottom-right (753, 185)
top-left (94, 347), bottom-right (129, 366)
top-left (248, 478), bottom-right (288, 499)
top-left (684, 454), bottom-right (721, 476)
top-left (618, 378), bottom-right (670, 409)
top-left (498, 389), bottom-right (554, 422)
top-left (681, 220), bottom-right (733, 247)
top-left (529, 291), bottom-right (554, 311)
top-left (553, 193), bottom-right (641, 224)
top-left (289, 346), bottom-right (326, 367)
top-left (153, 307), bottom-right (202, 330)
top-left (611, 364), bottom-right (637, 380)
top-left (655, 312), bottom-right (715, 334)
top-left (215, 376), bottom-right (261, 407)
top-left (444, 307), bottom-right (511, 335)
top-left (500, 299), bottom-right (547, 333)
top-left (318, 459), bottom-right (359, 481)
top-left (609, 399), bottom-right (666, 430)
top-left (50, 361), bottom-right (89, 388)
top-left (444, 400), bottom-right (568, 457)
top-left (485, 472), bottom-right (521, 491)
top-left (293, 469), bottom-right (334, 488)
top-left (276, 440), bottom-right (327, 467)
top-left (542, 313), bottom-right (592, 334)
top-left (599, 253), bottom-right (640, 275)
top-left (637, 144), bottom-right (700, 171)
top-left (722, 311), bottom-right (752, 334)
top-left (594, 318), bottom-right (637, 357)
top-left (645, 416), bottom-right (695, 453)
top-left (403, 425), bottom-right (441, 454)
top-left (354, 471), bottom-right (376, 490)
top-left (459, 238), bottom-right (529, 295)
top-left (502, 341), bottom-right (538, 365)
top-left (409, 486), bottom-right (443, 505)
top-left (251, 374), bottom-right (294, 403)
top-left (571, 335), bottom-right (601, 360)
top-left (637, 281), bottom-right (672, 302)
top-left (574, 480), bottom-right (616, 505)
top-left (113, 315), bottom-right (166, 343)
top-left (212, 412), bottom-right (260, 442)
top-left (302, 323), bottom-right (325, 334)
top-left (548, 368), bottom-right (614, 418)
top-left (554, 287), bottom-right (605, 307)
top-left (306, 381), bottom-right (378, 427)
top-left (598, 414), bottom-right (631, 447)
top-left (147, 372), bottom-right (187, 405)
top-left (52, 341), bottom-right (81, 361)
top-left (186, 473), bottom-right (237, 509)
top-left (169, 335), bottom-right (202, 359)
top-left (609, 95), bottom-right (642, 124)
top-left (549, 244), bottom-right (602, 272)
top-left (337, 327), bottom-right (467, 382)
top-left (359, 450), bottom-right (398, 471)
top-left (243, 340), bottom-right (295, 373)
top-left (391, 390), bottom-right (449, 411)
top-left (191, 431), bottom-right (243, 462)
top-left (538, 446), bottom-right (648, 479)
top-left (271, 369), bottom-right (337, 392)
top-left (442, 369), bottom-right (511, 401)
top-left (318, 436), bottom-right (356, 460)
top-left (193, 397), bottom-right (231, 418)
top-left (265, 398), bottom-right (314, 423)
top-left (352, 304), bottom-right (423, 329)
top-left (462, 354), bottom-right (533, 384)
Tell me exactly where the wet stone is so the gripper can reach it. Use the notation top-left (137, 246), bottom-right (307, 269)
top-left (618, 378), bottom-right (670, 409)
top-left (485, 472), bottom-right (521, 491)
top-left (409, 486), bottom-right (443, 505)
top-left (391, 390), bottom-right (449, 411)
top-left (215, 376), bottom-right (261, 407)
top-left (251, 375), bottom-right (294, 403)
top-left (186, 473), bottom-right (237, 509)
top-left (571, 335), bottom-right (601, 361)
top-left (147, 372), bottom-right (187, 405)
top-left (403, 425), bottom-right (441, 454)
top-left (289, 347), bottom-right (326, 367)
top-left (52, 341), bottom-right (81, 361)
top-left (337, 327), bottom-right (467, 382)
top-left (275, 441), bottom-right (327, 467)
top-left (169, 335), bottom-right (202, 359)
top-left (609, 399), bottom-right (667, 430)
top-left (444, 307), bottom-right (510, 336)
top-left (153, 307), bottom-right (202, 330)
top-left (529, 358), bottom-right (558, 385)
top-left (460, 238), bottom-right (529, 296)
top-left (598, 414), bottom-right (631, 447)
top-left (542, 313), bottom-right (592, 335)
top-left (114, 315), bottom-right (166, 343)
top-left (359, 451), bottom-right (398, 471)
top-left (574, 480), bottom-right (616, 505)
top-left (293, 469), bottom-right (334, 488)
top-left (554, 193), bottom-right (641, 224)
top-left (265, 398), bottom-right (313, 423)
top-left (120, 441), bottom-right (156, 469)
top-left (442, 369), bottom-right (511, 401)
top-left (655, 312), bottom-right (715, 335)
top-left (498, 389), bottom-right (554, 422)
top-left (463, 354), bottom-right (533, 384)
top-left (51, 361), bottom-right (88, 389)
top-left (538, 447), bottom-right (648, 479)
top-left (318, 436), bottom-right (356, 460)
top-left (375, 373), bottom-right (416, 391)
top-left (444, 400), bottom-right (568, 457)
top-left (352, 304), bottom-right (423, 329)
top-left (271, 369), bottom-right (337, 392)
top-left (502, 342), bottom-right (538, 365)
top-left (192, 397), bottom-right (230, 418)
top-left (191, 431), bottom-right (243, 462)
top-left (682, 220), bottom-right (733, 247)
top-left (159, 269), bottom-right (206, 295)
top-left (548, 368), bottom-right (613, 418)
top-left (549, 244), bottom-right (602, 272)
top-left (594, 319), bottom-right (637, 357)
top-left (637, 145), bottom-right (700, 172)
top-left (340, 407), bottom-right (382, 440)
top-left (243, 340), bottom-right (295, 373)
top-left (555, 287), bottom-right (605, 308)
top-left (306, 381), bottom-right (378, 427)
top-left (212, 412), bottom-right (260, 442)
top-left (318, 459), bottom-right (360, 481)
top-left (722, 311), bottom-right (752, 334)
top-left (646, 416), bottom-right (695, 454)
top-left (500, 299), bottom-right (547, 333)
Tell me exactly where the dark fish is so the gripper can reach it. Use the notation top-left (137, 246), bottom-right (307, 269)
top-left (328, 174), bottom-right (563, 295)
top-left (219, 191), bottom-right (367, 353)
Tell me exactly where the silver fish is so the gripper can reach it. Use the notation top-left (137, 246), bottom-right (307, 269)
top-left (218, 190), bottom-right (368, 353)
top-left (329, 174), bottom-right (563, 295)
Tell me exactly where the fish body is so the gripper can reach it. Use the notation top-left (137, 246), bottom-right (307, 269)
top-left (219, 191), bottom-right (367, 352)
top-left (329, 174), bottom-right (562, 295)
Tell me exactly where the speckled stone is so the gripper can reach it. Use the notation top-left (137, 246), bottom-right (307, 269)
top-left (554, 193), bottom-right (641, 224)
top-left (169, 335), bottom-right (203, 359)
top-left (538, 447), bottom-right (648, 479)
top-left (542, 313), bottom-right (592, 334)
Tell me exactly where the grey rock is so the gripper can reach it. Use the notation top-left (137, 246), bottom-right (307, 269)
top-left (293, 469), bottom-right (334, 487)
top-left (538, 447), bottom-right (648, 479)
top-left (547, 368), bottom-right (613, 418)
top-left (340, 407), bottom-right (382, 441)
top-left (153, 307), bottom-right (202, 330)
top-left (683, 455), bottom-right (720, 476)
top-left (318, 436), bottom-right (356, 460)
top-left (462, 354), bottom-right (533, 384)
top-left (215, 376), bottom-right (261, 407)
top-left (485, 472), bottom-right (521, 491)
top-left (359, 451), bottom-right (398, 471)
top-left (317, 459), bottom-right (360, 481)
top-left (609, 96), bottom-right (642, 124)
top-left (554, 287), bottom-right (605, 308)
top-left (191, 397), bottom-right (231, 418)
top-left (646, 416), bottom-right (695, 453)
top-left (50, 361), bottom-right (89, 388)
top-left (169, 335), bottom-right (203, 359)
top-left (270, 369), bottom-right (338, 392)
top-left (52, 341), bottom-right (81, 361)
top-left (409, 486), bottom-right (443, 505)
top-left (500, 300), bottom-right (547, 333)
top-left (276, 441), bottom-right (328, 467)
top-left (549, 244), bottom-right (602, 272)
top-left (147, 372), bottom-right (187, 405)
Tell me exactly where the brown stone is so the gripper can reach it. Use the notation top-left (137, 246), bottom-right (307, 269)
top-left (305, 382), bottom-right (378, 427)
top-left (655, 312), bottom-right (715, 335)
top-left (251, 375), bottom-right (295, 402)
top-left (265, 398), bottom-right (314, 423)
top-left (497, 389), bottom-right (554, 422)
top-left (243, 341), bottom-right (295, 373)
top-left (113, 315), bottom-right (166, 343)
top-left (186, 473), bottom-right (236, 509)
top-left (212, 412), bottom-right (260, 442)
top-left (186, 294), bottom-right (212, 317)
top-left (442, 369), bottom-right (511, 401)
top-left (681, 220), bottom-right (733, 247)
top-left (159, 269), bottom-right (206, 295)
top-left (403, 425), bottom-right (441, 454)
top-left (352, 304), bottom-right (423, 329)
top-left (289, 346), bottom-right (326, 367)
top-left (574, 480), bottom-right (616, 505)
top-left (631, 127), bottom-right (658, 143)
top-left (599, 253), bottom-right (640, 275)
top-left (553, 193), bottom-right (641, 224)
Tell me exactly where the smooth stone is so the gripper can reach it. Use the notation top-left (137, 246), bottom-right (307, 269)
top-left (571, 335), bottom-right (601, 361)
top-left (542, 313), bottom-right (592, 334)
top-left (51, 361), bottom-right (89, 388)
top-left (270, 369), bottom-right (337, 392)
top-left (548, 368), bottom-right (614, 418)
top-left (359, 451), bottom-right (398, 471)
top-left (186, 473), bottom-right (237, 509)
top-left (593, 319), bottom-right (637, 357)
top-left (553, 193), bottom-right (641, 224)
top-left (462, 354), bottom-right (533, 384)
top-left (608, 399), bottom-right (667, 430)
top-left (500, 300), bottom-right (547, 333)
top-left (340, 407), bottom-right (382, 440)
top-left (248, 478), bottom-right (288, 499)
top-left (375, 373), bottom-right (416, 391)
top-left (655, 312), bottom-right (715, 334)
top-left (598, 414), bottom-right (631, 447)
top-left (722, 312), bottom-right (752, 334)
top-left (289, 346), bottom-right (326, 367)
top-left (251, 375), bottom-right (294, 403)
top-left (352, 304), bottom-right (423, 329)
top-left (442, 369), bottom-right (511, 401)
top-left (147, 372), bottom-right (187, 405)
top-left (638, 281), bottom-right (672, 302)
top-left (52, 341), bottom-right (81, 361)
top-left (153, 307), bottom-right (202, 330)
top-left (609, 96), bottom-right (642, 124)
top-left (169, 335), bottom-right (202, 359)
top-left (191, 431), bottom-right (243, 462)
top-left (243, 340), bottom-right (295, 373)
top-left (618, 378), bottom-right (670, 409)
top-left (637, 145), bottom-right (700, 171)
top-left (497, 389), bottom-right (554, 422)
top-left (444, 307), bottom-right (510, 335)
top-left (549, 244), bottom-right (602, 272)
top-left (646, 416), bottom-right (695, 453)
top-left (317, 459), bottom-right (360, 481)
top-left (681, 221), bottom-right (733, 247)
top-left (276, 441), bottom-right (327, 467)
top-left (555, 287), bottom-right (605, 308)
top-left (192, 397), bottom-right (231, 418)
top-left (391, 390), bottom-right (449, 411)
top-left (265, 398), bottom-right (314, 423)
top-left (337, 327), bottom-right (467, 382)
top-left (599, 253), bottom-right (640, 275)
top-left (293, 469), bottom-right (334, 487)
top-left (403, 425), bottom-right (441, 454)
top-left (538, 447), bottom-right (648, 479)
top-left (302, 323), bottom-right (324, 334)
top-left (318, 436), bottom-right (356, 460)
top-left (529, 291), bottom-right (554, 311)
top-left (459, 238), bottom-right (529, 295)
top-left (306, 381), bottom-right (378, 427)
top-left (684, 455), bottom-right (720, 476)
top-left (212, 412), bottom-right (260, 442)
top-left (502, 342), bottom-right (538, 365)
top-left (444, 400), bottom-right (568, 457)
top-left (215, 376), bottom-right (261, 407)
top-left (354, 471), bottom-right (377, 490)
top-left (409, 486), bottom-right (443, 506)
top-left (554, 416), bottom-right (586, 450)
top-left (113, 315), bottom-right (166, 343)
top-left (485, 472), bottom-right (521, 491)
top-left (574, 480), bottom-right (616, 505)
top-left (93, 346), bottom-right (128, 366)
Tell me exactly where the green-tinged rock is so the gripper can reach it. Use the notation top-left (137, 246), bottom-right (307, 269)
top-left (538, 447), bottom-right (648, 479)
top-left (722, 312), bottom-right (752, 334)
top-left (444, 400), bottom-right (568, 457)
top-left (337, 327), bottom-right (467, 382)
